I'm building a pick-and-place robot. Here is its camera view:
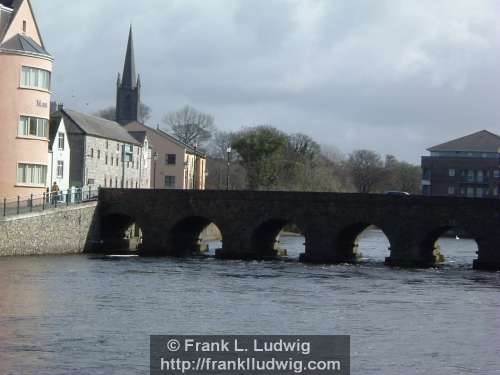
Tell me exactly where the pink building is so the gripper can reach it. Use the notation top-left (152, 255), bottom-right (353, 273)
top-left (0, 0), bottom-right (53, 199)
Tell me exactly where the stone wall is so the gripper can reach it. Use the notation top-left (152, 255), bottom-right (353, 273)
top-left (0, 202), bottom-right (99, 256)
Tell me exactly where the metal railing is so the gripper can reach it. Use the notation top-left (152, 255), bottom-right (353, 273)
top-left (2, 186), bottom-right (99, 218)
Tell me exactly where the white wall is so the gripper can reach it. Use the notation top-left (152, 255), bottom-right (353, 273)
top-left (49, 118), bottom-right (71, 191)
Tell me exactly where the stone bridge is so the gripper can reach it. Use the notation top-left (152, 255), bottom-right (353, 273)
top-left (97, 189), bottom-right (500, 270)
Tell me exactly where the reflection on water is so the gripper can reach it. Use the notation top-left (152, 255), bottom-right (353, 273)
top-left (0, 230), bottom-right (498, 375)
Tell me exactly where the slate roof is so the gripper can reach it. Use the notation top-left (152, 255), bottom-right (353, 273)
top-left (62, 109), bottom-right (140, 145)
top-left (125, 121), bottom-right (206, 156)
top-left (128, 131), bottom-right (147, 144)
top-left (428, 130), bottom-right (500, 153)
top-left (0, 0), bottom-right (47, 52)
top-left (0, 33), bottom-right (49, 55)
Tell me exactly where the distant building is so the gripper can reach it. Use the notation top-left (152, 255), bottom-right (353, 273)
top-left (115, 26), bottom-right (207, 189)
top-left (0, 0), bottom-right (53, 198)
top-left (48, 116), bottom-right (70, 191)
top-left (421, 130), bottom-right (500, 198)
top-left (51, 108), bottom-right (151, 189)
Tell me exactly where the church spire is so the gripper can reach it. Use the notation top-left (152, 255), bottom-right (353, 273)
top-left (116, 25), bottom-right (141, 125)
top-left (121, 25), bottom-right (137, 88)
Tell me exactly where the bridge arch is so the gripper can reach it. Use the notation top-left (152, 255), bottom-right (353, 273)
top-left (335, 222), bottom-right (392, 263)
top-left (167, 216), bottom-right (223, 256)
top-left (250, 218), bottom-right (306, 259)
top-left (420, 225), bottom-right (480, 267)
top-left (100, 212), bottom-right (144, 252)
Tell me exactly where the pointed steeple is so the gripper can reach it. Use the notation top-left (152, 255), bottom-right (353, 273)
top-left (121, 25), bottom-right (137, 88)
top-left (116, 25), bottom-right (141, 125)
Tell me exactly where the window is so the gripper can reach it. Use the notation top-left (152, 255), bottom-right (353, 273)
top-left (448, 169), bottom-right (455, 177)
top-left (19, 116), bottom-right (48, 138)
top-left (57, 132), bottom-right (64, 150)
top-left (20, 66), bottom-right (51, 90)
top-left (111, 156), bottom-right (114, 165)
top-left (467, 170), bottom-right (474, 183)
top-left (106, 140), bottom-right (109, 149)
top-left (56, 161), bottom-right (64, 178)
top-left (105, 154), bottom-right (108, 165)
top-left (166, 154), bottom-right (176, 165)
top-left (22, 20), bottom-right (26, 32)
top-left (97, 150), bottom-right (101, 159)
top-left (476, 187), bottom-right (484, 198)
top-left (124, 144), bottom-right (133, 162)
top-left (164, 176), bottom-right (176, 189)
top-left (447, 186), bottom-right (455, 195)
top-left (117, 143), bottom-right (120, 151)
top-left (477, 170), bottom-right (484, 183)
top-left (90, 148), bottom-right (94, 158)
top-left (494, 170), bottom-right (499, 178)
top-left (17, 164), bottom-right (47, 185)
top-left (466, 187), bottom-right (474, 197)
top-left (423, 169), bottom-right (431, 180)
top-left (87, 179), bottom-right (95, 185)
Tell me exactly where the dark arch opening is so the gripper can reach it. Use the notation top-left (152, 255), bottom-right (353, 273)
top-left (336, 223), bottom-right (391, 263)
top-left (168, 216), bottom-right (222, 256)
top-left (100, 213), bottom-right (143, 253)
top-left (421, 226), bottom-right (479, 268)
top-left (251, 219), bottom-right (305, 260)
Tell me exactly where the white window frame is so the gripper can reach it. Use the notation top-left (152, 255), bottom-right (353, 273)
top-left (18, 115), bottom-right (49, 138)
top-left (57, 132), bottom-right (65, 150)
top-left (56, 160), bottom-right (64, 178)
top-left (16, 163), bottom-right (47, 186)
top-left (20, 66), bottom-right (51, 91)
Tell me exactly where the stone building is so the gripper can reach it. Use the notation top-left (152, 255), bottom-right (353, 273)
top-left (0, 0), bottom-right (53, 199)
top-left (116, 26), bottom-right (207, 189)
top-left (421, 130), bottom-right (500, 198)
top-left (51, 107), bottom-right (151, 189)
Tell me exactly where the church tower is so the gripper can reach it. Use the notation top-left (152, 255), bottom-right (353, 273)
top-left (116, 26), bottom-right (140, 125)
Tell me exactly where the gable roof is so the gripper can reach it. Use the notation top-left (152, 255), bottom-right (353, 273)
top-left (61, 109), bottom-right (140, 145)
top-left (428, 130), bottom-right (500, 153)
top-left (0, 0), bottom-right (46, 51)
top-left (124, 121), bottom-right (206, 156)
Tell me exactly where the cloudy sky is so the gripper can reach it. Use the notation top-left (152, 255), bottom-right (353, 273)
top-left (32, 0), bottom-right (500, 163)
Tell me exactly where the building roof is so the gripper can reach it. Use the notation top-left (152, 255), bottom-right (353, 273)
top-left (61, 109), bottom-right (140, 145)
top-left (124, 121), bottom-right (206, 157)
top-left (428, 130), bottom-right (500, 153)
top-left (0, 0), bottom-right (47, 51)
top-left (0, 32), bottom-right (48, 55)
top-left (128, 131), bottom-right (147, 144)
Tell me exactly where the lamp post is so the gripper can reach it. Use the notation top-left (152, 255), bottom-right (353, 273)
top-left (226, 147), bottom-right (232, 190)
top-left (153, 152), bottom-right (158, 189)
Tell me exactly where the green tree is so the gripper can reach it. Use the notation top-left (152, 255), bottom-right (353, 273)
top-left (231, 126), bottom-right (288, 190)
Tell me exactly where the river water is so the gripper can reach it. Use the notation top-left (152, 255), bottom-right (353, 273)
top-left (0, 230), bottom-right (499, 374)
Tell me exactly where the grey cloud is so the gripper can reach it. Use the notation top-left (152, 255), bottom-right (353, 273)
top-left (32, 0), bottom-right (500, 162)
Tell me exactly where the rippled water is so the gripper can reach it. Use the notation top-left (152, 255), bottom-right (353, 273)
top-left (0, 230), bottom-right (499, 374)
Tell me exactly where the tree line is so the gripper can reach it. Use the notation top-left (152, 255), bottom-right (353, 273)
top-left (95, 104), bottom-right (421, 194)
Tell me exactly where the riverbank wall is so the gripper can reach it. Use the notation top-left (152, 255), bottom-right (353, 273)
top-left (0, 202), bottom-right (99, 256)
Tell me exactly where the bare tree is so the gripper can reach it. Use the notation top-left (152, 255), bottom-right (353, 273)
top-left (162, 105), bottom-right (215, 147)
top-left (347, 149), bottom-right (386, 193)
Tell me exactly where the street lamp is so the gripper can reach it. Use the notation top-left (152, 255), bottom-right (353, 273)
top-left (153, 152), bottom-right (158, 189)
top-left (226, 147), bottom-right (232, 190)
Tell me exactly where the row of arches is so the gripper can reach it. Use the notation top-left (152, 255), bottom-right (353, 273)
top-left (99, 214), bottom-right (479, 267)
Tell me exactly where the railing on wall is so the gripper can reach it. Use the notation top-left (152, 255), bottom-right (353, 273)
top-left (2, 187), bottom-right (99, 218)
